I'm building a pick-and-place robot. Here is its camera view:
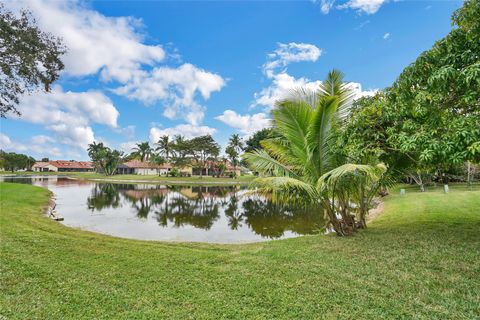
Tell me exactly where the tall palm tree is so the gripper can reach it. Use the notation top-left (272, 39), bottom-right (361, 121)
top-left (244, 70), bottom-right (385, 236)
top-left (132, 142), bottom-right (152, 162)
top-left (226, 134), bottom-right (244, 177)
top-left (155, 135), bottom-right (175, 161)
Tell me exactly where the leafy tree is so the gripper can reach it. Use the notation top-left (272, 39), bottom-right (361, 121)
top-left (41, 157), bottom-right (49, 162)
top-left (244, 128), bottom-right (277, 153)
top-left (341, 0), bottom-right (480, 190)
top-left (244, 70), bottom-right (386, 236)
top-left (0, 150), bottom-right (35, 171)
top-left (155, 135), bottom-right (175, 161)
top-left (170, 135), bottom-right (192, 167)
top-left (0, 5), bottom-right (66, 117)
top-left (87, 142), bottom-right (123, 176)
top-left (131, 142), bottom-right (152, 162)
top-left (225, 134), bottom-right (244, 177)
top-left (190, 135), bottom-right (220, 178)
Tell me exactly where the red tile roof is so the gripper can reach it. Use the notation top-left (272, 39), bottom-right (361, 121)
top-left (47, 160), bottom-right (94, 169)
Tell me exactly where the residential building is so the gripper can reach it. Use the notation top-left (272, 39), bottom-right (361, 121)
top-left (32, 160), bottom-right (94, 172)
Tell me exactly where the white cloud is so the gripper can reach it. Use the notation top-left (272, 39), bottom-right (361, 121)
top-left (114, 63), bottom-right (225, 125)
top-left (119, 141), bottom-right (140, 154)
top-left (215, 110), bottom-right (271, 136)
top-left (12, 86), bottom-right (119, 150)
top-left (263, 42), bottom-right (321, 77)
top-left (253, 72), bottom-right (323, 110)
top-left (383, 32), bottom-right (390, 40)
top-left (8, 0), bottom-right (165, 82)
top-left (337, 0), bottom-right (387, 14)
top-left (149, 124), bottom-right (217, 143)
top-left (317, 0), bottom-right (337, 14)
top-left (0, 133), bottom-right (63, 158)
top-left (315, 0), bottom-right (387, 14)
top-left (252, 43), bottom-right (377, 110)
top-left (10, 1), bottom-right (225, 126)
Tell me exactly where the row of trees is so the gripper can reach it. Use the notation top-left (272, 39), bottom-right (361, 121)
top-left (0, 151), bottom-right (36, 172)
top-left (87, 134), bottom-right (246, 177)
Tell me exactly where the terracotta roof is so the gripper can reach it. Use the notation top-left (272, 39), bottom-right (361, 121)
top-left (32, 162), bottom-right (50, 168)
top-left (122, 160), bottom-right (172, 169)
top-left (48, 160), bottom-right (94, 169)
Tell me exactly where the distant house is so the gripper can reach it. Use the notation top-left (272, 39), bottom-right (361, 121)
top-left (32, 160), bottom-right (94, 172)
top-left (116, 160), bottom-right (173, 176)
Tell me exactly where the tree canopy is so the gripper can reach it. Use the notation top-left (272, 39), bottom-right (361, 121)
top-left (0, 5), bottom-right (66, 117)
top-left (342, 0), bottom-right (480, 187)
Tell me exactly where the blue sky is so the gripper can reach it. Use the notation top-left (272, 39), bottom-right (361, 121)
top-left (1, 0), bottom-right (462, 160)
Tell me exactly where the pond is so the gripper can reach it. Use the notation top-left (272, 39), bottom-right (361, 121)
top-left (1, 176), bottom-right (326, 243)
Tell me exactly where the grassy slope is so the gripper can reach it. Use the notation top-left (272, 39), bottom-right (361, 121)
top-left (0, 183), bottom-right (479, 319)
top-left (0, 171), bottom-right (254, 185)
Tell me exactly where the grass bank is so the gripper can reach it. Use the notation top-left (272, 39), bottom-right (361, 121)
top-left (1, 183), bottom-right (479, 319)
top-left (0, 171), bottom-right (255, 185)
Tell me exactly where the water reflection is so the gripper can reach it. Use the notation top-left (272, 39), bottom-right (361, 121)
top-left (1, 176), bottom-right (325, 243)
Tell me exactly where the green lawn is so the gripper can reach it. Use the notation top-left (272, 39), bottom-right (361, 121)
top-left (0, 171), bottom-right (255, 185)
top-left (1, 183), bottom-right (479, 319)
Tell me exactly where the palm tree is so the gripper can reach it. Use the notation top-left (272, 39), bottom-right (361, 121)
top-left (132, 142), bottom-right (152, 162)
top-left (226, 134), bottom-right (244, 177)
top-left (155, 135), bottom-right (175, 161)
top-left (244, 70), bottom-right (385, 236)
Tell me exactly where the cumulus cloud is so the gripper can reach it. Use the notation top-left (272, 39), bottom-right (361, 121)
top-left (5, 0), bottom-right (226, 144)
top-left (315, 0), bottom-right (387, 15)
top-left (149, 124), bottom-right (217, 143)
top-left (114, 63), bottom-right (225, 125)
top-left (0, 133), bottom-right (63, 158)
top-left (252, 43), bottom-right (377, 110)
top-left (8, 0), bottom-right (165, 82)
top-left (253, 72), bottom-right (323, 110)
top-left (337, 0), bottom-right (387, 14)
top-left (263, 42), bottom-right (321, 77)
top-left (215, 110), bottom-right (271, 136)
top-left (12, 86), bottom-right (119, 150)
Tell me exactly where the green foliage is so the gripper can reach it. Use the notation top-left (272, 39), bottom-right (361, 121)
top-left (244, 128), bottom-right (277, 153)
top-left (155, 135), bottom-right (175, 161)
top-left (225, 134), bottom-right (244, 177)
top-left (0, 4), bottom-right (66, 117)
top-left (245, 70), bottom-right (385, 236)
top-left (342, 0), bottom-right (480, 187)
top-left (190, 135), bottom-right (220, 177)
top-left (87, 142), bottom-right (124, 176)
top-left (0, 150), bottom-right (35, 171)
top-left (131, 142), bottom-right (152, 162)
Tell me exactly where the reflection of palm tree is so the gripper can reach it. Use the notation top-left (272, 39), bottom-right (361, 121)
top-left (87, 183), bottom-right (121, 211)
top-left (224, 194), bottom-right (243, 230)
top-left (242, 198), bottom-right (326, 238)
top-left (154, 193), bottom-right (220, 230)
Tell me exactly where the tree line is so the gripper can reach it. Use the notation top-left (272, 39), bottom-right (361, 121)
top-left (87, 134), bottom-right (247, 177)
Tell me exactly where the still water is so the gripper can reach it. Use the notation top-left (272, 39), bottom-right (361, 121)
top-left (1, 176), bottom-right (325, 243)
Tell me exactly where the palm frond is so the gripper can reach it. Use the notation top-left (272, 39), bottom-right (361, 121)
top-left (250, 176), bottom-right (318, 204)
top-left (243, 149), bottom-right (300, 178)
top-left (272, 99), bottom-right (313, 163)
top-left (317, 163), bottom-right (387, 191)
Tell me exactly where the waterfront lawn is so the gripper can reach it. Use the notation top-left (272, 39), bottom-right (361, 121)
top-left (0, 183), bottom-right (479, 319)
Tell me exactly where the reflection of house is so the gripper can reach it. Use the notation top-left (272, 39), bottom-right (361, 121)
top-left (32, 160), bottom-right (94, 172)
top-left (116, 160), bottom-right (173, 175)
